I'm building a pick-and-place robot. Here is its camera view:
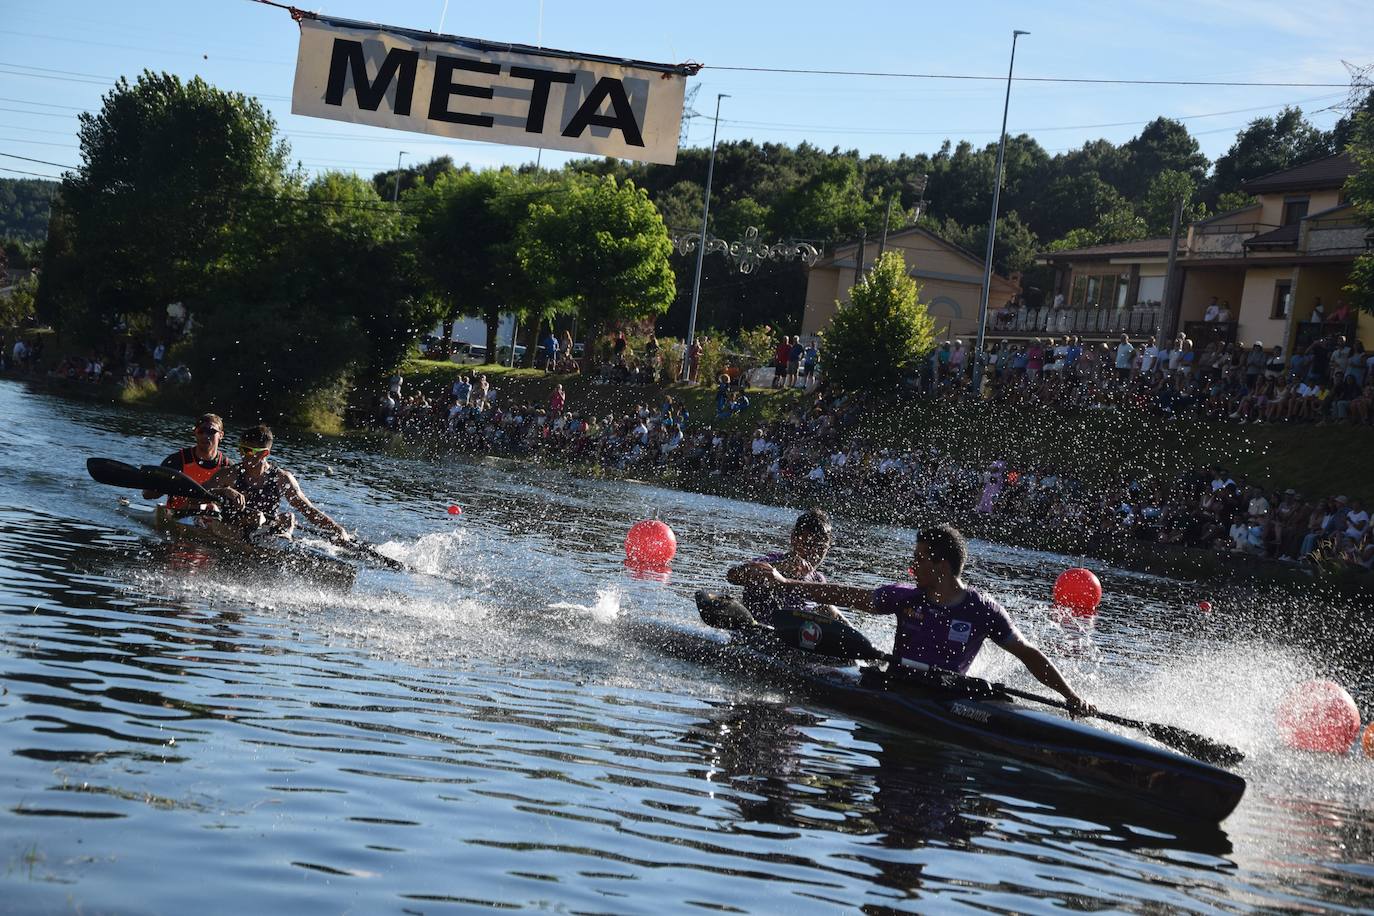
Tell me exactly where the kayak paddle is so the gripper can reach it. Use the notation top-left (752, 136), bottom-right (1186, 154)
top-left (897, 661), bottom-right (1245, 769)
top-left (332, 536), bottom-right (407, 572)
top-left (87, 457), bottom-right (214, 502)
top-left (696, 590), bottom-right (1245, 768)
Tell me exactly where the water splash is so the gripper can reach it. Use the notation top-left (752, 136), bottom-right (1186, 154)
top-left (548, 586), bottom-right (624, 624)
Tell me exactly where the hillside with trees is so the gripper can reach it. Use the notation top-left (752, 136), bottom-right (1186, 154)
top-left (0, 178), bottom-right (57, 244)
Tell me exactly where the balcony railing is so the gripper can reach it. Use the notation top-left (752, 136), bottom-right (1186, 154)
top-left (1181, 320), bottom-right (1237, 347)
top-left (1292, 320), bottom-right (1359, 352)
top-left (991, 306), bottom-right (1162, 337)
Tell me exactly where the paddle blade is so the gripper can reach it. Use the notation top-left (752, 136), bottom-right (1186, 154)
top-left (1145, 723), bottom-right (1245, 768)
top-left (87, 457), bottom-right (151, 491)
top-left (696, 591), bottom-right (764, 631)
top-left (137, 464), bottom-right (214, 501)
top-left (339, 538), bottom-right (406, 572)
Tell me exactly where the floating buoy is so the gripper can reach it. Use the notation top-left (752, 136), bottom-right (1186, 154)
top-left (625, 519), bottom-right (676, 566)
top-left (1052, 567), bottom-right (1102, 617)
top-left (447, 505), bottom-right (462, 516)
top-left (1362, 722), bottom-right (1374, 759)
top-left (1198, 600), bottom-right (1213, 613)
top-left (1276, 679), bottom-right (1361, 754)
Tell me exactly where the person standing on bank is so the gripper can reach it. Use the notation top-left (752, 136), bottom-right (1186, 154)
top-left (735, 523), bottom-right (1092, 713)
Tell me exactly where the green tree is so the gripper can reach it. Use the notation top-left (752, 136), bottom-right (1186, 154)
top-left (520, 174), bottom-right (675, 348)
top-left (411, 168), bottom-right (545, 360)
top-left (0, 274), bottom-right (38, 328)
top-left (822, 250), bottom-right (935, 392)
top-left (45, 70), bottom-right (291, 340)
top-left (1212, 107), bottom-right (1333, 194)
top-left (772, 157), bottom-right (885, 240)
top-left (1023, 173), bottom-right (1128, 243)
top-left (1140, 169), bottom-right (1206, 235)
top-left (0, 178), bottom-right (58, 243)
top-left (1342, 112), bottom-right (1374, 315)
top-left (186, 171), bottom-right (434, 419)
top-left (1119, 118), bottom-right (1209, 199)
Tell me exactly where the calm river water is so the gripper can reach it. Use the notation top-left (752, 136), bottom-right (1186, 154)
top-left (1, 378), bottom-right (1371, 914)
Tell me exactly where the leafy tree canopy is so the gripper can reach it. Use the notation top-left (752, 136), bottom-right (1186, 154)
top-left (822, 250), bottom-right (935, 392)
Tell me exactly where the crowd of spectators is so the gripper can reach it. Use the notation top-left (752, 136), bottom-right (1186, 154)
top-left (2, 329), bottom-right (191, 389)
top-left (918, 329), bottom-right (1373, 428)
top-left (380, 352), bottom-right (1373, 578)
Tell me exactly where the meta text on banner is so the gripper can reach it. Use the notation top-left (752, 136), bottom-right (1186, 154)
top-left (291, 18), bottom-right (691, 165)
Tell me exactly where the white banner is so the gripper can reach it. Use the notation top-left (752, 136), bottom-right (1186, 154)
top-left (291, 17), bottom-right (691, 165)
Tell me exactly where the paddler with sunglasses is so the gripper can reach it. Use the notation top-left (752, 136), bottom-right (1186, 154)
top-left (141, 413), bottom-right (231, 515)
top-left (203, 424), bottom-right (351, 542)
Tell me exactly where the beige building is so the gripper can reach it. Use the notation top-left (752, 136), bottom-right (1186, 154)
top-left (801, 226), bottom-right (1019, 342)
top-left (1039, 152), bottom-right (1370, 354)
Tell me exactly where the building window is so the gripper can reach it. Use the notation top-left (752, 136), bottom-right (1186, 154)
top-left (1272, 280), bottom-right (1292, 319)
top-left (1069, 271), bottom-right (1132, 309)
top-left (1281, 198), bottom-right (1309, 226)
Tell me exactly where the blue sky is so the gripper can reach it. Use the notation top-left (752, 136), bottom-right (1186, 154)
top-left (2, 0), bottom-right (1371, 182)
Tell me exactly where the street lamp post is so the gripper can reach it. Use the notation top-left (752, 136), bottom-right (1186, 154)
top-left (973, 30), bottom-right (1028, 390)
top-left (392, 150), bottom-right (410, 202)
top-left (682, 93), bottom-right (729, 381)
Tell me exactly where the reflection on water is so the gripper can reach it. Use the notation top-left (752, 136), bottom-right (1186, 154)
top-left (1, 379), bottom-right (1373, 912)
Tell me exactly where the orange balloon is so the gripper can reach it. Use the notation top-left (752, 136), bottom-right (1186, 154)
top-left (1052, 567), bottom-right (1102, 617)
top-left (1276, 679), bottom-right (1361, 754)
top-left (625, 520), bottom-right (677, 566)
top-left (1363, 723), bottom-right (1374, 759)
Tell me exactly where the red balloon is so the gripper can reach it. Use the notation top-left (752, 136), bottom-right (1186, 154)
top-left (447, 505), bottom-right (462, 515)
top-left (625, 520), bottom-right (677, 566)
top-left (1277, 679), bottom-right (1361, 754)
top-left (1052, 567), bottom-right (1102, 617)
top-left (1198, 600), bottom-right (1213, 613)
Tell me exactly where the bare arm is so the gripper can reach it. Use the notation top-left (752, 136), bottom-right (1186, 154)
top-left (1001, 640), bottom-right (1090, 712)
top-left (733, 563), bottom-right (878, 611)
top-left (281, 470), bottom-right (349, 540)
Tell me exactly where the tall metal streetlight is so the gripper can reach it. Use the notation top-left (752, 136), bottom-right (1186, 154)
top-left (682, 92), bottom-right (729, 381)
top-left (391, 150), bottom-right (410, 202)
top-left (973, 30), bottom-right (1028, 388)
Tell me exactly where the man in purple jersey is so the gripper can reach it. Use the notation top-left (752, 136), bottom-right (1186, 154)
top-left (736, 523), bottom-right (1092, 713)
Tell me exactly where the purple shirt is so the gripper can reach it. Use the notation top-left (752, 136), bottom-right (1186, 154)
top-left (870, 583), bottom-right (1021, 673)
top-left (743, 553), bottom-right (825, 626)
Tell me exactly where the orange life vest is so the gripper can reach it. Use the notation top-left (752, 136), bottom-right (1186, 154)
top-left (167, 447), bottom-right (229, 511)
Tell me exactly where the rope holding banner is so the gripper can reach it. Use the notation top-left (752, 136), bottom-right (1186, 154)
top-left (243, 0), bottom-right (316, 22)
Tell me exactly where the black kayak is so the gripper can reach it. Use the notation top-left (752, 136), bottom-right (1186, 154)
top-left (680, 592), bottom-right (1247, 824)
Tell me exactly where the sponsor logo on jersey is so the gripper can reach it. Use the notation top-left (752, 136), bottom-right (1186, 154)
top-left (948, 620), bottom-right (972, 644)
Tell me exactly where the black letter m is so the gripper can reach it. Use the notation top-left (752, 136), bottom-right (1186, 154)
top-left (324, 39), bottom-right (420, 116)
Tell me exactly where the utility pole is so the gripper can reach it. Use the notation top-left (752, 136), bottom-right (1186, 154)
top-left (392, 150), bottom-right (409, 203)
top-left (1159, 195), bottom-right (1185, 341)
top-left (972, 30), bottom-right (1028, 392)
top-left (683, 93), bottom-right (729, 381)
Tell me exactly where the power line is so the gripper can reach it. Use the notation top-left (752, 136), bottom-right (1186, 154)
top-left (0, 152), bottom-right (77, 169)
top-left (0, 165), bottom-right (62, 179)
top-left (705, 64), bottom-right (1352, 88)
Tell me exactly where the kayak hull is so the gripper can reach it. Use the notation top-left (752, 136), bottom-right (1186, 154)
top-left (118, 502), bottom-right (357, 589)
top-left (650, 618), bottom-right (1246, 824)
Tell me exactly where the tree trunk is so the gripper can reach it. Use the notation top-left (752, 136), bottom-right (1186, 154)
top-left (484, 308), bottom-right (500, 364)
top-left (440, 315), bottom-right (455, 359)
top-left (521, 316), bottom-right (541, 369)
